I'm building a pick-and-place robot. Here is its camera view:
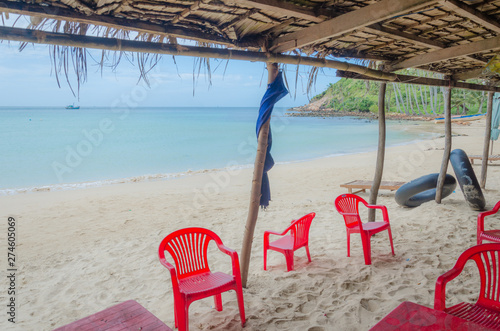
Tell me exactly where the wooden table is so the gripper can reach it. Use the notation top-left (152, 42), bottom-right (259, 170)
top-left (53, 300), bottom-right (172, 331)
top-left (340, 180), bottom-right (405, 194)
top-left (370, 301), bottom-right (497, 331)
top-left (468, 154), bottom-right (500, 164)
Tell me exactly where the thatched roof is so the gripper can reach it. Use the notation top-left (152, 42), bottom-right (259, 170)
top-left (1, 0), bottom-right (500, 90)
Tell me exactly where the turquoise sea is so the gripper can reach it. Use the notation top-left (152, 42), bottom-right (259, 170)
top-left (0, 107), bottom-right (434, 194)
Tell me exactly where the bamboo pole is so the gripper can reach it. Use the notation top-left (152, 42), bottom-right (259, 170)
top-left (436, 85), bottom-right (452, 203)
top-left (0, 26), bottom-right (397, 81)
top-left (336, 70), bottom-right (500, 93)
top-left (481, 92), bottom-right (495, 188)
top-left (368, 82), bottom-right (387, 222)
top-left (240, 63), bottom-right (278, 288)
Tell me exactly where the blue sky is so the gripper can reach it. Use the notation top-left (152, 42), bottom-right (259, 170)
top-left (0, 39), bottom-right (340, 108)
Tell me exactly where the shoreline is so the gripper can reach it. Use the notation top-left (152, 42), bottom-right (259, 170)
top-left (286, 108), bottom-right (449, 122)
top-left (0, 121), bottom-right (440, 196)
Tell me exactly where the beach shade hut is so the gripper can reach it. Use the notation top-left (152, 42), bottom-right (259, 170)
top-left (2, 0), bottom-right (500, 286)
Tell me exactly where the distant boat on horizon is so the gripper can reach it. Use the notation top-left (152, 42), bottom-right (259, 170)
top-left (65, 104), bottom-right (80, 109)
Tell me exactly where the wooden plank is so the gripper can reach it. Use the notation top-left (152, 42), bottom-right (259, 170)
top-left (336, 71), bottom-right (500, 93)
top-left (439, 0), bottom-right (500, 33)
top-left (390, 35), bottom-right (500, 71)
top-left (270, 0), bottom-right (438, 53)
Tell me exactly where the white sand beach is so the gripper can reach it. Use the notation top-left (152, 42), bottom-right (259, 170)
top-left (1, 118), bottom-right (498, 331)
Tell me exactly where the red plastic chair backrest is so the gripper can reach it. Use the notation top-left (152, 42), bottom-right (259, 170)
top-left (478, 201), bottom-right (500, 232)
top-left (453, 244), bottom-right (500, 308)
top-left (335, 194), bottom-right (364, 228)
top-left (290, 212), bottom-right (315, 249)
top-left (158, 227), bottom-right (223, 280)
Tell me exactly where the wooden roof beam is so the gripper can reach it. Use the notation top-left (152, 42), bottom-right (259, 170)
top-left (0, 1), bottom-right (237, 46)
top-left (472, 0), bottom-right (497, 8)
top-left (439, 0), bottom-right (500, 33)
top-left (401, 13), bottom-right (449, 30)
top-left (269, 0), bottom-right (439, 53)
top-left (337, 70), bottom-right (500, 92)
top-left (389, 35), bottom-right (500, 71)
top-left (0, 25), bottom-right (398, 81)
top-left (368, 23), bottom-right (445, 49)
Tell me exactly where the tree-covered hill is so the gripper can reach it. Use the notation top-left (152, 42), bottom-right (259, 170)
top-left (308, 76), bottom-right (489, 116)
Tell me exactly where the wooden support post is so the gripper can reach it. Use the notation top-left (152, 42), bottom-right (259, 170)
top-left (240, 63), bottom-right (279, 288)
top-left (369, 82), bottom-right (387, 222)
top-left (481, 92), bottom-right (495, 188)
top-left (436, 85), bottom-right (452, 203)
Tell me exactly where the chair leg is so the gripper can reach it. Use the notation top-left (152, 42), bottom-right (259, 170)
top-left (361, 234), bottom-right (372, 265)
top-left (347, 232), bottom-right (351, 257)
top-left (176, 300), bottom-right (189, 331)
top-left (284, 250), bottom-right (294, 272)
top-left (174, 303), bottom-right (178, 328)
top-left (235, 285), bottom-right (246, 327)
top-left (214, 294), bottom-right (223, 311)
top-left (387, 227), bottom-right (395, 256)
top-left (264, 247), bottom-right (268, 270)
top-left (305, 245), bottom-right (312, 262)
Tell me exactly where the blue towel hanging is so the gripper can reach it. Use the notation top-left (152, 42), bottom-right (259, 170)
top-left (256, 71), bottom-right (289, 208)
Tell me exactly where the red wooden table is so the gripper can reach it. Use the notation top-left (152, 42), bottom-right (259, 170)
top-left (53, 300), bottom-right (172, 331)
top-left (370, 301), bottom-right (498, 330)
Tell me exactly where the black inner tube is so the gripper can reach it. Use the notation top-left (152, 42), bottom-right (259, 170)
top-left (450, 149), bottom-right (486, 211)
top-left (395, 173), bottom-right (457, 208)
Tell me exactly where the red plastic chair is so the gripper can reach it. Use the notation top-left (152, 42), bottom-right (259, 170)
top-left (477, 201), bottom-right (500, 244)
top-left (334, 194), bottom-right (395, 265)
top-left (434, 243), bottom-right (500, 329)
top-left (158, 227), bottom-right (245, 331)
top-left (263, 212), bottom-right (316, 272)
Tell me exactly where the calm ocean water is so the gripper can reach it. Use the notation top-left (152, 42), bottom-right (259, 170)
top-left (0, 106), bottom-right (434, 193)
